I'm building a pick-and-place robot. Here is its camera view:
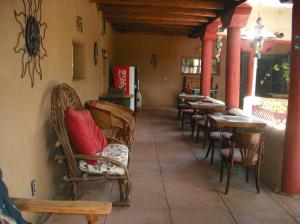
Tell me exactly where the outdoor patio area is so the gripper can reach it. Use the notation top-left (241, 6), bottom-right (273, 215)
top-left (46, 108), bottom-right (300, 224)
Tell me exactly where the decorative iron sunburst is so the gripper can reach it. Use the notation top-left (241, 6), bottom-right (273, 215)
top-left (13, 0), bottom-right (47, 87)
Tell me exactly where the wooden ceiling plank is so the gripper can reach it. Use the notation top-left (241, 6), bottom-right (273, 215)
top-left (103, 12), bottom-right (209, 22)
top-left (100, 5), bottom-right (216, 17)
top-left (92, 0), bottom-right (224, 10)
top-left (105, 14), bottom-right (208, 23)
top-left (108, 18), bottom-right (202, 26)
top-left (112, 24), bottom-right (193, 30)
top-left (113, 26), bottom-right (191, 33)
top-left (114, 29), bottom-right (189, 36)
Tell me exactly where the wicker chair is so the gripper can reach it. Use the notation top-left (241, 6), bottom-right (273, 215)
top-left (50, 83), bottom-right (130, 206)
top-left (86, 101), bottom-right (135, 146)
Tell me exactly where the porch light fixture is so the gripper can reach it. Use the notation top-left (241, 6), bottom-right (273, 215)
top-left (215, 26), bottom-right (224, 62)
top-left (242, 16), bottom-right (279, 59)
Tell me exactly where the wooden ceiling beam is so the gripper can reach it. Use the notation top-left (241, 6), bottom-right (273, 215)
top-left (112, 23), bottom-right (194, 35)
top-left (92, 0), bottom-right (224, 10)
top-left (115, 27), bottom-right (190, 33)
top-left (105, 14), bottom-right (208, 23)
top-left (100, 5), bottom-right (216, 18)
top-left (114, 29), bottom-right (189, 36)
top-left (108, 19), bottom-right (202, 26)
top-left (112, 23), bottom-right (193, 30)
top-left (103, 13), bottom-right (209, 22)
top-left (113, 26), bottom-right (191, 33)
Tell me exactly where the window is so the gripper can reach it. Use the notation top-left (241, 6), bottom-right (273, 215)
top-left (181, 58), bottom-right (201, 75)
top-left (72, 42), bottom-right (86, 80)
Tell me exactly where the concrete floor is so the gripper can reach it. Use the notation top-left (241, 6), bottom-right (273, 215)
top-left (46, 108), bottom-right (300, 224)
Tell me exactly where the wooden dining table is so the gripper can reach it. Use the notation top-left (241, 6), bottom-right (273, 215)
top-left (187, 101), bottom-right (226, 112)
top-left (178, 93), bottom-right (205, 101)
top-left (207, 114), bottom-right (267, 129)
top-left (187, 99), bottom-right (226, 113)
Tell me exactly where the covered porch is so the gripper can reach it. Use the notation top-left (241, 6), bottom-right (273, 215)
top-left (1, 0), bottom-right (300, 223)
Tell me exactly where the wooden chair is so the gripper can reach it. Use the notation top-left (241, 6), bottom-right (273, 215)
top-left (191, 113), bottom-right (205, 138)
top-left (194, 107), bottom-right (226, 147)
top-left (181, 108), bottom-right (195, 129)
top-left (50, 83), bottom-right (130, 205)
top-left (195, 116), bottom-right (208, 146)
top-left (86, 101), bottom-right (135, 146)
top-left (13, 198), bottom-right (111, 224)
top-left (220, 132), bottom-right (265, 194)
top-left (177, 96), bottom-right (189, 120)
top-left (205, 116), bottom-right (232, 164)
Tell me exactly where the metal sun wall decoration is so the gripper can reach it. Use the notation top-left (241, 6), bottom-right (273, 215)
top-left (14, 0), bottom-right (47, 88)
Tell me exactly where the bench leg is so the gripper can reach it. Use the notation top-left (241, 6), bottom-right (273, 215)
top-left (71, 181), bottom-right (78, 200)
top-left (86, 214), bottom-right (100, 224)
top-left (115, 179), bottom-right (130, 207)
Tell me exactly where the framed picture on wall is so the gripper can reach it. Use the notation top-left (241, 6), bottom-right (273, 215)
top-left (212, 59), bottom-right (220, 76)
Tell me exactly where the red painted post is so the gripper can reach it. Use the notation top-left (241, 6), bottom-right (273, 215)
top-left (246, 51), bottom-right (255, 96)
top-left (201, 39), bottom-right (214, 96)
top-left (221, 3), bottom-right (252, 109)
top-left (225, 27), bottom-right (241, 108)
top-left (200, 19), bottom-right (221, 96)
top-left (282, 1), bottom-right (300, 194)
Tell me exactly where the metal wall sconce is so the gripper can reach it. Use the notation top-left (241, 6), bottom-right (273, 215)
top-left (151, 54), bottom-right (158, 68)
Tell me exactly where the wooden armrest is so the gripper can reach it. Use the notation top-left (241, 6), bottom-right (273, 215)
top-left (12, 198), bottom-right (111, 224)
top-left (12, 198), bottom-right (111, 215)
top-left (106, 137), bottom-right (124, 144)
top-left (110, 111), bottom-right (129, 124)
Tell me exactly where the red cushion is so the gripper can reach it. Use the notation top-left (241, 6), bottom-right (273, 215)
top-left (89, 100), bottom-right (97, 107)
top-left (65, 107), bottom-right (108, 163)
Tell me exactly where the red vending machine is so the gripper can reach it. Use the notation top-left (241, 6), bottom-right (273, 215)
top-left (113, 66), bottom-right (137, 111)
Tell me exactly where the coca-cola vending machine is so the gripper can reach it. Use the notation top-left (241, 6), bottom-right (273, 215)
top-left (113, 66), bottom-right (138, 111)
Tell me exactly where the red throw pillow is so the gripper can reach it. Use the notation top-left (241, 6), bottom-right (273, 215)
top-left (89, 100), bottom-right (97, 107)
top-left (65, 107), bottom-right (108, 163)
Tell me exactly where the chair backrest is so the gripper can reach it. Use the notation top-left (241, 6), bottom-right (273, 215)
top-left (50, 83), bottom-right (83, 177)
top-left (231, 132), bottom-right (264, 165)
top-left (86, 102), bottom-right (113, 129)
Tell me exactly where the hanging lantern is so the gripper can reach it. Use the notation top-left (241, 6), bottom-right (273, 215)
top-left (252, 17), bottom-right (265, 59)
top-left (215, 26), bottom-right (223, 62)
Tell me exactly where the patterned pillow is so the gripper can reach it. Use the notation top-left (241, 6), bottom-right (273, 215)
top-left (0, 169), bottom-right (30, 224)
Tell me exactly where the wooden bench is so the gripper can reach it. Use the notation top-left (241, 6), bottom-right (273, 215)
top-left (13, 198), bottom-right (112, 224)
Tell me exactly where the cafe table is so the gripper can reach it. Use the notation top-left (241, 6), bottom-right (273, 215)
top-left (207, 114), bottom-right (267, 129)
top-left (178, 93), bottom-right (205, 101)
top-left (187, 100), bottom-right (226, 113)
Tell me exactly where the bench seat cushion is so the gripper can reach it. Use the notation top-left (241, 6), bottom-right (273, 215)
top-left (79, 144), bottom-right (129, 176)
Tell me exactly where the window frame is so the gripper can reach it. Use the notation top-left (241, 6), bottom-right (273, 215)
top-left (181, 57), bottom-right (201, 75)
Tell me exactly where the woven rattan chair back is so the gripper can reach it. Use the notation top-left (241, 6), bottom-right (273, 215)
top-left (51, 83), bottom-right (84, 178)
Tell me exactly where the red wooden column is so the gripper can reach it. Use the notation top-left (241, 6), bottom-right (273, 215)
top-left (200, 19), bottom-right (221, 96)
top-left (221, 3), bottom-right (252, 109)
top-left (282, 0), bottom-right (300, 194)
top-left (201, 39), bottom-right (214, 96)
top-left (246, 51), bottom-right (255, 96)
